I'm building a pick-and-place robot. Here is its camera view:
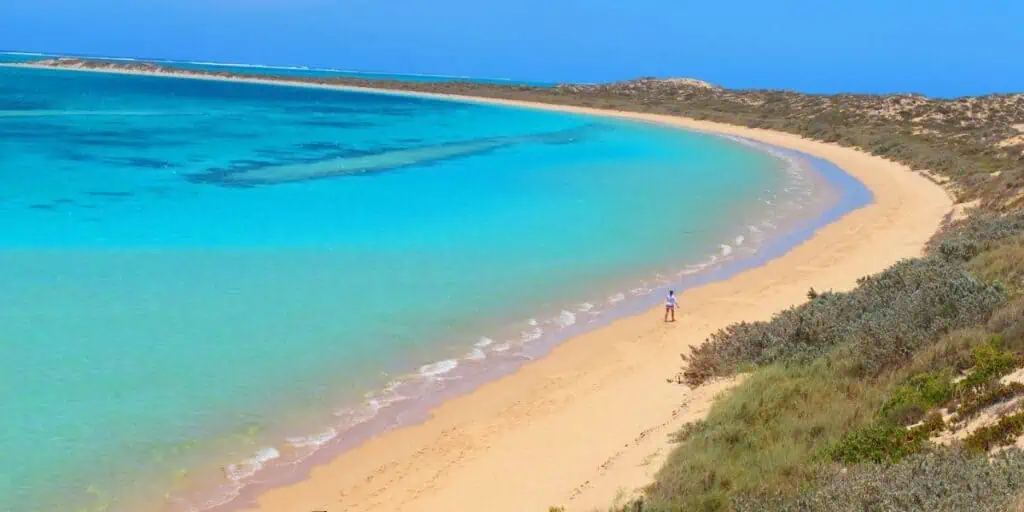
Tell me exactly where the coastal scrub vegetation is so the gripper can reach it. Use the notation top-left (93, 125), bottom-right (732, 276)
top-left (621, 214), bottom-right (1024, 511)
top-left (731, 450), bottom-right (1024, 512)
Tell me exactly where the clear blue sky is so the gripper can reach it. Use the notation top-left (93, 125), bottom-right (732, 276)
top-left (2, 0), bottom-right (1021, 97)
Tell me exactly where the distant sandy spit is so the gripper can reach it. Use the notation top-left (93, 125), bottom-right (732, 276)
top-left (5, 63), bottom-right (955, 511)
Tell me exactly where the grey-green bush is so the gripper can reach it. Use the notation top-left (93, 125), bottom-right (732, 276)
top-left (681, 257), bottom-right (1005, 386)
top-left (732, 449), bottom-right (1024, 512)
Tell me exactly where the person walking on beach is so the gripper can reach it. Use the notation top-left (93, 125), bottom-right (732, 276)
top-left (665, 290), bottom-right (678, 322)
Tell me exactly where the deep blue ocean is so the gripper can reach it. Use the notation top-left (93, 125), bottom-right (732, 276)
top-left (0, 60), bottom-right (826, 511)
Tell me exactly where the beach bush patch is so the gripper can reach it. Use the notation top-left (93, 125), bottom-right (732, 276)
top-left (964, 412), bottom-right (1024, 454)
top-left (680, 257), bottom-right (1004, 386)
top-left (822, 423), bottom-right (915, 465)
top-left (955, 335), bottom-right (1019, 393)
top-left (955, 382), bottom-right (1024, 422)
top-left (931, 213), bottom-right (1024, 263)
top-left (731, 449), bottom-right (1024, 512)
top-left (879, 371), bottom-right (953, 426)
top-left (824, 412), bottom-right (943, 465)
top-left (644, 360), bottom-right (890, 511)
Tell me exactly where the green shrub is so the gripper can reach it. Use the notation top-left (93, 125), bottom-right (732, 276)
top-left (956, 335), bottom-right (1019, 392)
top-left (879, 371), bottom-right (953, 425)
top-left (824, 423), bottom-right (915, 464)
top-left (824, 413), bottom-right (942, 464)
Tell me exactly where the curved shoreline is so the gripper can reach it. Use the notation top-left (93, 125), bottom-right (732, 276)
top-left (230, 108), bottom-right (953, 511)
top-left (5, 63), bottom-right (954, 510)
top-left (194, 138), bottom-right (866, 512)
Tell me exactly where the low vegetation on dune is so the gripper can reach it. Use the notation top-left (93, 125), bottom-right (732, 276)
top-left (678, 255), bottom-right (1005, 387)
top-left (732, 450), bottom-right (1024, 512)
top-left (623, 214), bottom-right (1024, 511)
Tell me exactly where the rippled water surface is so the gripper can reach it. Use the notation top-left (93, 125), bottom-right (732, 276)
top-left (1, 64), bottom-right (812, 510)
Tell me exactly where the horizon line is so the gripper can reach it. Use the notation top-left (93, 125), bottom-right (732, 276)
top-left (0, 48), bottom-right (555, 86)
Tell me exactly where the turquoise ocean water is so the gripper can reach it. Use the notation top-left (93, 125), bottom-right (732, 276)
top-left (1, 62), bottom-right (851, 511)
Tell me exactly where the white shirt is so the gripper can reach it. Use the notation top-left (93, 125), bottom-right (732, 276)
top-left (665, 294), bottom-right (678, 307)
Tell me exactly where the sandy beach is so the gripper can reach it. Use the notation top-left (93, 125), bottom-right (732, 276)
top-left (9, 63), bottom-right (955, 511)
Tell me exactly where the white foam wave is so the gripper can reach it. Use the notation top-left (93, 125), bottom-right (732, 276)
top-left (735, 235), bottom-right (745, 246)
top-left (720, 244), bottom-right (733, 256)
top-left (492, 342), bottom-right (512, 352)
top-left (578, 302), bottom-right (595, 312)
top-left (608, 292), bottom-right (626, 304)
top-left (474, 336), bottom-right (495, 348)
top-left (365, 396), bottom-right (401, 416)
top-left (225, 447), bottom-right (280, 481)
top-left (333, 404), bottom-right (372, 423)
top-left (527, 318), bottom-right (539, 327)
top-left (333, 401), bottom-right (381, 426)
top-left (554, 310), bottom-right (577, 328)
top-left (419, 359), bottom-right (458, 378)
top-left (381, 379), bottom-right (402, 394)
top-left (678, 263), bottom-right (709, 276)
top-left (286, 428), bottom-right (338, 448)
top-left (521, 326), bottom-right (544, 343)
top-left (337, 378), bottom-right (407, 431)
top-left (465, 348), bottom-right (487, 361)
